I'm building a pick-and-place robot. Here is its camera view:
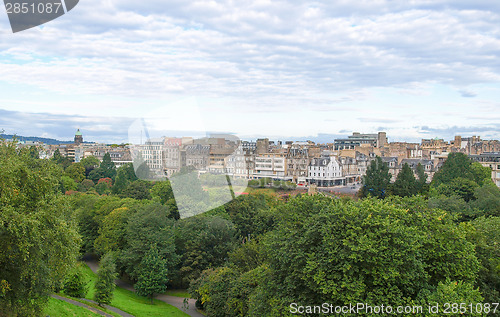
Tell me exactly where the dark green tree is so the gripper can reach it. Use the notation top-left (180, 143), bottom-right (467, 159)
top-left (65, 162), bottom-right (86, 182)
top-left (428, 195), bottom-right (474, 221)
top-left (119, 203), bottom-right (178, 281)
top-left (415, 162), bottom-right (428, 193)
top-left (435, 177), bottom-right (479, 202)
top-left (432, 152), bottom-right (474, 186)
top-left (78, 179), bottom-right (95, 192)
top-left (100, 153), bottom-right (117, 180)
top-left (80, 156), bottom-right (100, 177)
top-left (121, 180), bottom-right (152, 200)
top-left (135, 245), bottom-right (170, 304)
top-left (392, 163), bottom-right (417, 197)
top-left (63, 264), bottom-right (88, 298)
top-left (361, 156), bottom-right (392, 198)
top-left (97, 178), bottom-right (112, 194)
top-left (151, 180), bottom-right (175, 204)
top-left (224, 193), bottom-right (278, 239)
top-left (174, 216), bottom-right (236, 288)
top-left (94, 253), bottom-right (118, 306)
top-left (51, 148), bottom-right (73, 169)
top-left (470, 183), bottom-right (500, 217)
top-left (112, 163), bottom-right (138, 195)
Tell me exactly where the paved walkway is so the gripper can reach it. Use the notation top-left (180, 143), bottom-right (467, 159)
top-left (79, 298), bottom-right (135, 317)
top-left (85, 260), bottom-right (204, 317)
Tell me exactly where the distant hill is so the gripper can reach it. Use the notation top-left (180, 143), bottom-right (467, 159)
top-left (0, 134), bottom-right (74, 145)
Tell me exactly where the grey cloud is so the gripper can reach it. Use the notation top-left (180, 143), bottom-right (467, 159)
top-left (3, 1), bottom-right (500, 99)
top-left (1, 0), bottom-right (500, 132)
top-left (0, 109), bottom-right (133, 143)
top-left (459, 89), bottom-right (477, 97)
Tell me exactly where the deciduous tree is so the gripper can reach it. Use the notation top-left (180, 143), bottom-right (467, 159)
top-left (0, 142), bottom-right (80, 315)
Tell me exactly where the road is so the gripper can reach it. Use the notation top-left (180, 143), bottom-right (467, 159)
top-left (317, 184), bottom-right (362, 195)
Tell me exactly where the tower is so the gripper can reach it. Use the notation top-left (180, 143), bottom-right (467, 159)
top-left (74, 129), bottom-right (83, 146)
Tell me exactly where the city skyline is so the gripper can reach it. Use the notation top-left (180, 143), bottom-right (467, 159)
top-left (1, 1), bottom-right (500, 143)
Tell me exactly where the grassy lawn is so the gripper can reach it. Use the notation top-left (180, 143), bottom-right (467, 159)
top-left (44, 297), bottom-right (101, 317)
top-left (81, 263), bottom-right (189, 317)
top-left (165, 289), bottom-right (191, 298)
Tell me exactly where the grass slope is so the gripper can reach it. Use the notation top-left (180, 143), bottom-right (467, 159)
top-left (44, 297), bottom-right (101, 317)
top-left (81, 263), bottom-right (189, 317)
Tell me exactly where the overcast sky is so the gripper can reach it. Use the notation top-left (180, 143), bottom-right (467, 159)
top-left (1, 0), bottom-right (499, 143)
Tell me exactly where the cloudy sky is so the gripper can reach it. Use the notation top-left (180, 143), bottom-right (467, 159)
top-left (1, 0), bottom-right (499, 143)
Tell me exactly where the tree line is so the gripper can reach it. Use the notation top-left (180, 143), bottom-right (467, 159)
top-left (1, 142), bottom-right (498, 316)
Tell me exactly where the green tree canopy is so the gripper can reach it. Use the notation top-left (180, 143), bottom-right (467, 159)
top-left (0, 143), bottom-right (80, 315)
top-left (468, 216), bottom-right (500, 303)
top-left (65, 162), bottom-right (86, 183)
top-left (471, 162), bottom-right (493, 186)
top-left (100, 153), bottom-right (117, 180)
top-left (112, 163), bottom-right (138, 195)
top-left (434, 177), bottom-right (479, 202)
top-left (431, 152), bottom-right (491, 188)
top-left (119, 203), bottom-right (178, 281)
top-left (470, 183), bottom-right (500, 217)
top-left (174, 216), bottom-right (236, 288)
top-left (151, 180), bottom-right (175, 205)
top-left (78, 179), bottom-right (95, 192)
top-left (254, 195), bottom-right (479, 315)
top-left (60, 175), bottom-right (78, 193)
top-left (80, 156), bottom-right (100, 177)
top-left (121, 180), bottom-right (152, 200)
top-left (51, 148), bottom-right (73, 169)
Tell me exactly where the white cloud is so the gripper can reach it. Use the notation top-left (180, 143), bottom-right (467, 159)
top-left (0, 0), bottom-right (499, 140)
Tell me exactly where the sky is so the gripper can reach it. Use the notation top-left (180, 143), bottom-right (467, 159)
top-left (0, 0), bottom-right (499, 144)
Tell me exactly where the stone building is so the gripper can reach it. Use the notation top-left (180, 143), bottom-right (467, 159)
top-left (307, 155), bottom-right (344, 187)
